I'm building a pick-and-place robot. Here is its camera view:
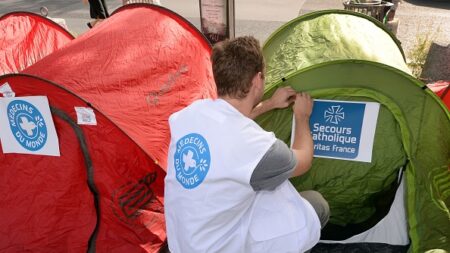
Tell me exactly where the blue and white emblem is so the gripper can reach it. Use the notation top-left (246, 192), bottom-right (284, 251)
top-left (324, 105), bottom-right (345, 124)
top-left (174, 133), bottom-right (211, 189)
top-left (7, 100), bottom-right (48, 151)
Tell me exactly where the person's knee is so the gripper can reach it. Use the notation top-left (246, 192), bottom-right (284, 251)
top-left (300, 190), bottom-right (330, 228)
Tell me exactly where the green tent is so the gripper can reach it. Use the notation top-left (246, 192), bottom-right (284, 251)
top-left (256, 10), bottom-right (450, 252)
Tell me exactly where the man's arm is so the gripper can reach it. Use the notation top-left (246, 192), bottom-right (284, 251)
top-left (249, 86), bottom-right (296, 119)
top-left (250, 139), bottom-right (297, 191)
top-left (290, 92), bottom-right (314, 177)
top-left (249, 92), bottom-right (314, 191)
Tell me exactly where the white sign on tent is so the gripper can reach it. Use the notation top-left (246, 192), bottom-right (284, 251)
top-left (0, 96), bottom-right (60, 156)
top-left (292, 99), bottom-right (380, 162)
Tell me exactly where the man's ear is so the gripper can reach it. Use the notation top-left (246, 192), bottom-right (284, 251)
top-left (251, 72), bottom-right (263, 91)
top-left (249, 73), bottom-right (258, 93)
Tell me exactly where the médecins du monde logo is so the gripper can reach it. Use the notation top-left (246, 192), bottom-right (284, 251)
top-left (7, 100), bottom-right (48, 151)
top-left (174, 133), bottom-right (211, 189)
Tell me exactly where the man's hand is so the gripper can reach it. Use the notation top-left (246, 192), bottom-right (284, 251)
top-left (267, 86), bottom-right (297, 109)
top-left (293, 92), bottom-right (313, 121)
top-left (249, 86), bottom-right (296, 119)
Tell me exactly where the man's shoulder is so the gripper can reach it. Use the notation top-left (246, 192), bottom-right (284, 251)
top-left (169, 99), bottom-right (211, 121)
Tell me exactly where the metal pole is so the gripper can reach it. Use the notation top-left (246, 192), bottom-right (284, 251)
top-left (227, 0), bottom-right (235, 40)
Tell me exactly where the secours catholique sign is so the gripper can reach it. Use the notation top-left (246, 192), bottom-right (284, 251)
top-left (292, 99), bottom-right (380, 163)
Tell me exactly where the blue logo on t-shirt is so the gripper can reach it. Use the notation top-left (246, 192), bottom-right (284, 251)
top-left (7, 100), bottom-right (48, 151)
top-left (310, 101), bottom-right (365, 159)
top-left (174, 133), bottom-right (211, 189)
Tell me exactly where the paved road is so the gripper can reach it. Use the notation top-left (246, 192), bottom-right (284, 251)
top-left (0, 0), bottom-right (302, 41)
top-left (1, 0), bottom-right (449, 80)
top-left (0, 0), bottom-right (123, 37)
top-left (397, 0), bottom-right (450, 80)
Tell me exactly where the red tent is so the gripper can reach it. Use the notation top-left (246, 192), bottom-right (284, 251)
top-left (24, 4), bottom-right (217, 170)
top-left (427, 80), bottom-right (450, 109)
top-left (0, 3), bottom-right (216, 252)
top-left (0, 12), bottom-right (74, 74)
top-left (0, 74), bottom-right (166, 252)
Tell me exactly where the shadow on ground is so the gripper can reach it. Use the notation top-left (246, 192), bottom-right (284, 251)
top-left (403, 0), bottom-right (450, 10)
top-left (421, 43), bottom-right (450, 82)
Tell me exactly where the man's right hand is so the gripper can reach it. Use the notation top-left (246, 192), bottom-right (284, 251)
top-left (293, 92), bottom-right (313, 121)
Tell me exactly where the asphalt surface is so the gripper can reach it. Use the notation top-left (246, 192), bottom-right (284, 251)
top-left (396, 0), bottom-right (450, 80)
top-left (1, 0), bottom-right (449, 80)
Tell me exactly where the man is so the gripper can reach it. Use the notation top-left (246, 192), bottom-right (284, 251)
top-left (165, 36), bottom-right (329, 253)
top-left (82, 0), bottom-right (109, 28)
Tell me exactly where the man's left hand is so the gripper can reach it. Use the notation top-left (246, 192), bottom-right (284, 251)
top-left (268, 86), bottom-right (297, 109)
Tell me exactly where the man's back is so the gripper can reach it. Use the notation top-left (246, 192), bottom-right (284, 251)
top-left (165, 98), bottom-right (276, 252)
top-left (164, 36), bottom-right (327, 253)
top-left (165, 99), bottom-right (321, 253)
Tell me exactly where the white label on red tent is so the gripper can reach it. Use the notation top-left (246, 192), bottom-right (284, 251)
top-left (0, 82), bottom-right (15, 98)
top-left (292, 99), bottom-right (379, 162)
top-left (75, 107), bottom-right (97, 125)
top-left (0, 96), bottom-right (60, 156)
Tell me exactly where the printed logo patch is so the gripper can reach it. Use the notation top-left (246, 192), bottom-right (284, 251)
top-left (111, 172), bottom-right (164, 229)
top-left (310, 101), bottom-right (365, 159)
top-left (7, 100), bottom-right (47, 151)
top-left (174, 133), bottom-right (211, 189)
top-left (324, 105), bottom-right (345, 124)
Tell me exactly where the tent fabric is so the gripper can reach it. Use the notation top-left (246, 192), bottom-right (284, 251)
top-left (257, 10), bottom-right (449, 252)
top-left (427, 80), bottom-right (450, 109)
top-left (0, 12), bottom-right (74, 75)
top-left (320, 173), bottom-right (408, 245)
top-left (312, 242), bottom-right (409, 253)
top-left (294, 93), bottom-right (405, 226)
top-left (0, 74), bottom-right (166, 252)
top-left (262, 10), bottom-right (410, 86)
top-left (24, 4), bottom-right (217, 171)
top-left (255, 60), bottom-right (450, 252)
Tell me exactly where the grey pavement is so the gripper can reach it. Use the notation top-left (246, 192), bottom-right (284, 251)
top-left (396, 0), bottom-right (450, 80)
top-left (0, 0), bottom-right (123, 37)
top-left (0, 0), bottom-right (296, 40)
top-left (1, 0), bottom-right (449, 80)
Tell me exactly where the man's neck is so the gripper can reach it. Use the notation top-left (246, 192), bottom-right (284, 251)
top-left (219, 95), bottom-right (255, 118)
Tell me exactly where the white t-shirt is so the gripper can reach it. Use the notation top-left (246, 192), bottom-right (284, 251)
top-left (164, 99), bottom-right (320, 253)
